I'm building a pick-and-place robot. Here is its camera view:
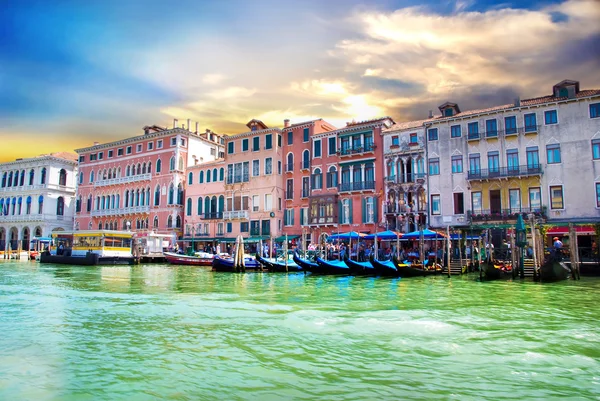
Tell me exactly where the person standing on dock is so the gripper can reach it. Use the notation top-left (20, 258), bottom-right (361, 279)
top-left (553, 237), bottom-right (563, 260)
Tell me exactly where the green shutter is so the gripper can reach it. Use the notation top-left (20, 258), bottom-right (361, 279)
top-left (339, 200), bottom-right (343, 224)
top-left (300, 208), bottom-right (304, 226)
top-left (362, 198), bottom-right (366, 223)
top-left (349, 198), bottom-right (353, 224)
top-left (373, 196), bottom-right (378, 224)
top-left (284, 210), bottom-right (288, 226)
top-left (291, 209), bottom-right (295, 226)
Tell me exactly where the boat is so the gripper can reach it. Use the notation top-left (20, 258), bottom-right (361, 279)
top-left (39, 230), bottom-right (135, 265)
top-left (293, 251), bottom-right (318, 272)
top-left (314, 257), bottom-right (351, 275)
top-left (479, 260), bottom-right (513, 280)
top-left (369, 256), bottom-right (402, 277)
top-left (212, 253), bottom-right (262, 272)
top-left (255, 254), bottom-right (302, 272)
top-left (538, 254), bottom-right (571, 282)
top-left (164, 251), bottom-right (214, 266)
top-left (343, 257), bottom-right (376, 276)
top-left (391, 257), bottom-right (440, 277)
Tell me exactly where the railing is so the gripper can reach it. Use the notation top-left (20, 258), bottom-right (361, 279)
top-left (250, 229), bottom-right (260, 236)
top-left (95, 173), bottom-right (151, 187)
top-left (308, 216), bottom-right (337, 225)
top-left (467, 164), bottom-right (542, 180)
top-left (384, 205), bottom-right (409, 214)
top-left (384, 173), bottom-right (426, 184)
top-left (0, 183), bottom-right (76, 192)
top-left (286, 191), bottom-right (293, 200)
top-left (338, 181), bottom-right (376, 192)
top-left (467, 133), bottom-right (480, 140)
top-left (301, 190), bottom-right (310, 198)
top-left (523, 124), bottom-right (540, 134)
top-left (223, 210), bottom-right (248, 220)
top-left (468, 207), bottom-right (546, 222)
top-left (202, 212), bottom-right (223, 220)
top-left (91, 205), bottom-right (150, 217)
top-left (299, 161), bottom-right (311, 170)
top-left (0, 213), bottom-right (74, 223)
top-left (339, 144), bottom-right (376, 156)
top-left (226, 174), bottom-right (250, 184)
top-left (386, 175), bottom-right (397, 182)
top-left (285, 163), bottom-right (294, 172)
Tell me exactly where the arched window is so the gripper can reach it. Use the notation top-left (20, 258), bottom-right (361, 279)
top-left (327, 166), bottom-right (338, 188)
top-left (218, 195), bottom-right (224, 213)
top-left (342, 199), bottom-right (350, 224)
top-left (7, 172), bottom-right (12, 187)
top-left (154, 186), bottom-right (160, 206)
top-left (186, 198), bottom-right (192, 216)
top-left (176, 183), bottom-right (182, 204)
top-left (28, 169), bottom-right (34, 185)
top-left (59, 169), bottom-right (67, 186)
top-left (136, 219), bottom-right (141, 229)
top-left (17, 197), bottom-right (22, 215)
top-left (87, 195), bottom-right (92, 212)
top-left (206, 169), bottom-right (211, 183)
top-left (79, 172), bottom-right (83, 185)
top-left (212, 168), bottom-right (218, 182)
top-left (19, 170), bottom-right (25, 186)
top-left (188, 172), bottom-right (193, 185)
top-left (286, 153), bottom-right (294, 172)
top-left (153, 216), bottom-right (159, 228)
top-left (136, 164), bottom-right (141, 175)
top-left (13, 171), bottom-right (18, 186)
top-left (99, 222), bottom-right (103, 230)
top-left (178, 156), bottom-right (184, 171)
top-left (90, 170), bottom-right (95, 183)
top-left (147, 163), bottom-right (151, 174)
top-left (363, 197), bottom-right (375, 224)
top-left (26, 196), bottom-right (32, 214)
top-left (176, 215), bottom-right (182, 228)
top-left (312, 168), bottom-right (322, 190)
top-left (125, 190), bottom-right (129, 208)
top-left (210, 196), bottom-right (217, 217)
top-left (40, 168), bottom-right (46, 184)
top-left (102, 169), bottom-right (107, 180)
top-left (38, 195), bottom-right (44, 214)
top-left (199, 171), bottom-right (204, 183)
top-left (170, 156), bottom-right (175, 171)
top-left (126, 166), bottom-right (131, 176)
top-left (116, 194), bottom-right (120, 208)
top-left (302, 150), bottom-right (310, 169)
top-left (156, 159), bottom-right (161, 173)
top-left (204, 197), bottom-right (210, 216)
top-left (1, 172), bottom-right (6, 188)
top-left (142, 163), bottom-right (147, 174)
top-left (167, 215), bottom-right (173, 228)
top-left (108, 169), bottom-right (112, 180)
top-left (219, 168), bottom-right (224, 181)
top-left (140, 189), bottom-right (145, 206)
top-left (146, 187), bottom-right (150, 206)
top-left (197, 197), bottom-right (203, 215)
top-left (75, 221), bottom-right (80, 230)
top-left (168, 184), bottom-right (174, 204)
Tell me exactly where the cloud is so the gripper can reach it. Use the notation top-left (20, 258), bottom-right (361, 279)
top-left (202, 73), bottom-right (227, 85)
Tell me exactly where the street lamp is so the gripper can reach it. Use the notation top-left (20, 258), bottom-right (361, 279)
top-left (515, 214), bottom-right (526, 278)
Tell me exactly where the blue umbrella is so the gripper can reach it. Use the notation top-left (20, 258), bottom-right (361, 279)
top-left (364, 230), bottom-right (402, 240)
top-left (328, 231), bottom-right (365, 241)
top-left (402, 229), bottom-right (446, 240)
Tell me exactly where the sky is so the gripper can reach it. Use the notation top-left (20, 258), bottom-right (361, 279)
top-left (1, 0), bottom-right (599, 161)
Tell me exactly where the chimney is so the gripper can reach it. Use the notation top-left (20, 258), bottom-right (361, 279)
top-left (514, 97), bottom-right (521, 107)
top-left (173, 119), bottom-right (178, 128)
top-left (428, 110), bottom-right (433, 118)
top-left (93, 141), bottom-right (99, 146)
top-left (187, 119), bottom-right (191, 131)
top-left (195, 122), bottom-right (199, 133)
top-left (284, 119), bottom-right (290, 128)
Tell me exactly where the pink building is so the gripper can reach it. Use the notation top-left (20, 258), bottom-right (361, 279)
top-left (74, 123), bottom-right (224, 243)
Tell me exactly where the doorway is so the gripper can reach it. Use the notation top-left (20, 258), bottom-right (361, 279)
top-left (490, 190), bottom-right (501, 214)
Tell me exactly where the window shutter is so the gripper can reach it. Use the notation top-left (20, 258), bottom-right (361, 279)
top-left (291, 209), bottom-right (295, 226)
top-left (284, 210), bottom-right (288, 226)
top-left (362, 198), bottom-right (366, 223)
top-left (339, 201), bottom-right (343, 224)
top-left (300, 208), bottom-right (304, 226)
top-left (349, 199), bottom-right (353, 224)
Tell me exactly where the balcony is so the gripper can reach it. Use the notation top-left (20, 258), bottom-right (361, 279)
top-left (0, 213), bottom-right (73, 223)
top-left (90, 205), bottom-right (150, 217)
top-left (0, 183), bottom-right (75, 193)
top-left (299, 161), bottom-right (311, 171)
top-left (308, 216), bottom-right (337, 225)
top-left (385, 173), bottom-right (426, 184)
top-left (467, 133), bottom-right (480, 141)
top-left (225, 174), bottom-right (250, 185)
top-left (285, 163), bottom-right (294, 173)
top-left (467, 164), bottom-right (542, 180)
top-left (386, 175), bottom-right (397, 183)
top-left (338, 181), bottom-right (376, 192)
top-left (301, 189), bottom-right (310, 198)
top-left (523, 125), bottom-right (540, 135)
top-left (339, 144), bottom-right (376, 157)
top-left (250, 229), bottom-right (261, 236)
top-left (94, 173), bottom-right (151, 187)
top-left (201, 212), bottom-right (223, 220)
top-left (285, 191), bottom-right (293, 200)
top-left (223, 210), bottom-right (248, 220)
top-left (468, 207), bottom-right (546, 222)
top-left (384, 204), bottom-right (409, 214)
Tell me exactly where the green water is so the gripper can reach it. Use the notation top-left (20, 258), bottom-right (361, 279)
top-left (0, 261), bottom-right (599, 401)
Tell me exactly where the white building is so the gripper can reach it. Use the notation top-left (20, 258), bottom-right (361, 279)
top-left (0, 152), bottom-right (78, 252)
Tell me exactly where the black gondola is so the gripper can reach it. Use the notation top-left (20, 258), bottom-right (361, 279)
top-left (538, 254), bottom-right (571, 282)
top-left (255, 255), bottom-right (302, 272)
top-left (369, 256), bottom-right (402, 277)
top-left (315, 257), bottom-right (351, 275)
top-left (212, 254), bottom-right (262, 272)
top-left (343, 257), bottom-right (376, 276)
top-left (293, 251), bottom-right (318, 272)
top-left (479, 260), bottom-right (513, 281)
top-left (391, 256), bottom-right (440, 277)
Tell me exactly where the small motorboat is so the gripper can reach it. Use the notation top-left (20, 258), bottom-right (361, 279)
top-left (212, 254), bottom-right (261, 272)
top-left (164, 251), bottom-right (214, 266)
top-left (293, 251), bottom-right (318, 272)
top-left (256, 254), bottom-right (302, 272)
top-left (314, 257), bottom-right (351, 275)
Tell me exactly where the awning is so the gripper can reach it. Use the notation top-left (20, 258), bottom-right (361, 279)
top-left (247, 236), bottom-right (271, 242)
top-left (216, 237), bottom-right (237, 243)
top-left (274, 235), bottom-right (300, 241)
top-left (450, 234), bottom-right (482, 240)
top-left (547, 226), bottom-right (595, 235)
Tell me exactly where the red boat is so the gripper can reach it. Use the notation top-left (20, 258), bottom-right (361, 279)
top-left (164, 252), bottom-right (214, 266)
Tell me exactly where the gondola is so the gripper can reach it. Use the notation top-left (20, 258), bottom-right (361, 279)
top-left (255, 254), bottom-right (302, 272)
top-left (293, 251), bottom-right (318, 272)
top-left (538, 254), bottom-right (571, 282)
top-left (391, 256), bottom-right (440, 277)
top-left (343, 257), bottom-right (376, 276)
top-left (212, 254), bottom-right (262, 272)
top-left (314, 257), bottom-right (351, 275)
top-left (369, 256), bottom-right (402, 277)
top-left (479, 260), bottom-right (513, 281)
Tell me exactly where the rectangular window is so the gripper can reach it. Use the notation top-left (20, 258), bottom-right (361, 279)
top-left (485, 119), bottom-right (497, 137)
top-left (392, 136), bottom-right (399, 146)
top-left (488, 151), bottom-right (500, 174)
top-left (453, 193), bottom-right (464, 215)
top-left (265, 157), bottom-right (272, 175)
top-left (596, 183), bottom-right (600, 208)
top-left (147, 142), bottom-right (153, 151)
top-left (240, 222), bottom-right (249, 232)
top-left (590, 103), bottom-right (600, 118)
top-left (546, 144), bottom-right (561, 164)
top-left (117, 148), bottom-right (124, 156)
top-left (287, 131), bottom-right (293, 145)
top-left (78, 155), bottom-right (85, 163)
top-left (529, 187), bottom-right (541, 211)
top-left (303, 128), bottom-right (309, 142)
top-left (278, 134), bottom-right (282, 148)
top-left (451, 125), bottom-right (462, 138)
top-left (136, 144), bottom-right (142, 152)
top-left (593, 139), bottom-right (600, 160)
top-left (108, 150), bottom-right (113, 158)
top-left (509, 189), bottom-right (521, 213)
top-left (314, 139), bottom-right (322, 158)
top-left (544, 110), bottom-right (558, 125)
top-left (253, 137), bottom-right (260, 151)
top-left (428, 128), bottom-right (438, 141)
top-left (524, 113), bottom-right (537, 132)
top-left (526, 146), bottom-right (539, 168)
top-left (431, 195), bottom-right (441, 215)
top-left (171, 137), bottom-right (177, 146)
top-left (550, 186), bottom-right (564, 209)
top-left (410, 133), bottom-right (418, 143)
top-left (302, 177), bottom-right (310, 198)
top-left (504, 116), bottom-right (517, 135)
top-left (278, 160), bottom-right (282, 175)
top-left (226, 222), bottom-right (232, 233)
top-left (286, 179), bottom-right (294, 200)
top-left (252, 160), bottom-right (259, 177)
top-left (265, 194), bottom-right (272, 211)
top-left (98, 152), bottom-right (103, 160)
top-left (265, 134), bottom-right (272, 150)
top-left (469, 154), bottom-right (481, 175)
top-left (126, 146), bottom-right (132, 155)
top-left (228, 142), bottom-right (234, 154)
top-left (328, 137), bottom-right (336, 155)
top-left (451, 155), bottom-right (463, 173)
top-left (242, 139), bottom-right (249, 152)
top-left (467, 122), bottom-right (478, 139)
top-left (507, 149), bottom-right (519, 172)
top-left (471, 192), bottom-right (482, 214)
top-left (157, 140), bottom-right (163, 149)
top-left (428, 158), bottom-right (440, 175)
top-left (252, 195), bottom-right (259, 212)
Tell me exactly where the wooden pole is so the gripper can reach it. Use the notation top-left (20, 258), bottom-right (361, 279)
top-left (569, 224), bottom-right (580, 280)
top-left (531, 218), bottom-right (538, 281)
top-left (446, 225), bottom-right (451, 277)
top-left (510, 229), bottom-right (517, 279)
top-left (374, 232), bottom-right (378, 261)
top-left (284, 234), bottom-right (288, 272)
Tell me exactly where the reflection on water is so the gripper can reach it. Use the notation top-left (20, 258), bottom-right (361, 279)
top-left (0, 260), bottom-right (599, 400)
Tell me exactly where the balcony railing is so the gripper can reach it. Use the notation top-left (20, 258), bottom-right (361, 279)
top-left (0, 183), bottom-right (76, 193)
top-left (286, 191), bottom-right (293, 200)
top-left (299, 161), bottom-right (311, 170)
top-left (338, 181), bottom-right (376, 192)
top-left (250, 229), bottom-right (260, 236)
top-left (91, 205), bottom-right (150, 217)
top-left (285, 163), bottom-right (294, 173)
top-left (386, 175), bottom-right (397, 182)
top-left (0, 213), bottom-right (74, 223)
top-left (301, 189), bottom-right (310, 198)
top-left (523, 125), bottom-right (540, 134)
top-left (94, 173), bottom-right (151, 187)
top-left (226, 174), bottom-right (250, 185)
top-left (384, 204), bottom-right (409, 214)
top-left (339, 144), bottom-right (376, 156)
top-left (468, 207), bottom-right (546, 222)
top-left (223, 210), bottom-right (248, 220)
top-left (201, 212), bottom-right (223, 220)
top-left (308, 216), bottom-right (337, 225)
top-left (385, 173), bottom-right (426, 184)
top-left (467, 164), bottom-right (542, 180)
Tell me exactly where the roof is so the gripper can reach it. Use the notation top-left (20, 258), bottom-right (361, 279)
top-left (46, 152), bottom-right (78, 162)
top-left (344, 116), bottom-right (395, 128)
top-left (384, 118), bottom-right (434, 132)
top-left (520, 89), bottom-right (600, 106)
top-left (246, 119), bottom-right (269, 130)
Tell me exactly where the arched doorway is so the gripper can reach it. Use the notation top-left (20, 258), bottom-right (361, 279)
top-left (22, 227), bottom-right (30, 251)
top-left (34, 226), bottom-right (42, 237)
top-left (9, 227), bottom-right (18, 250)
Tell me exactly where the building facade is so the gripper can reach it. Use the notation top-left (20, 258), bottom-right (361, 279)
top-left (74, 123), bottom-right (224, 242)
top-left (0, 152), bottom-right (77, 251)
top-left (426, 79), bottom-right (600, 237)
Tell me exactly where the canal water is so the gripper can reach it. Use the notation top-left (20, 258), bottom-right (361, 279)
top-left (0, 261), bottom-right (599, 401)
